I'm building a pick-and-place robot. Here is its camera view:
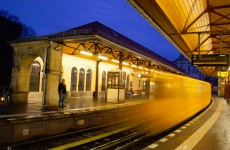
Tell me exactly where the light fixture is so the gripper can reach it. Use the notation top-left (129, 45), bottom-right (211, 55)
top-left (80, 51), bottom-right (93, 56)
top-left (54, 46), bottom-right (62, 51)
top-left (131, 64), bottom-right (137, 68)
top-left (98, 55), bottom-right (108, 60)
top-left (145, 68), bottom-right (149, 71)
top-left (112, 59), bottom-right (119, 63)
top-left (138, 66), bottom-right (143, 69)
top-left (122, 62), bottom-right (129, 65)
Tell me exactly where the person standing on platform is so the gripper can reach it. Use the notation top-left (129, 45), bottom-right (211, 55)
top-left (58, 79), bottom-right (66, 107)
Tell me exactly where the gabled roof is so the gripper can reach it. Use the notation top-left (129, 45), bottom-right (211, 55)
top-left (49, 21), bottom-right (180, 72)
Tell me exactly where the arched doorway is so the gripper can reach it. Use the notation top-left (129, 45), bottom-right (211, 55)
top-left (29, 61), bottom-right (41, 92)
top-left (28, 57), bottom-right (44, 103)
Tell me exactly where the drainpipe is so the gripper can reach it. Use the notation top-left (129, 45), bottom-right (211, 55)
top-left (41, 43), bottom-right (51, 110)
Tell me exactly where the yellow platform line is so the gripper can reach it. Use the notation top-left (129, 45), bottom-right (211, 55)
top-left (49, 124), bottom-right (137, 150)
top-left (175, 97), bottom-right (222, 150)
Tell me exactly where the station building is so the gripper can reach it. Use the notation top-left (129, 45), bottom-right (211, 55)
top-left (10, 21), bottom-right (183, 106)
top-left (173, 55), bottom-right (206, 80)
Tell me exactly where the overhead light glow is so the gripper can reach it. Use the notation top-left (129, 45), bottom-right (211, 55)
top-left (122, 62), bottom-right (129, 65)
top-left (138, 66), bottom-right (143, 69)
top-left (80, 51), bottom-right (93, 56)
top-left (131, 64), bottom-right (137, 68)
top-left (112, 59), bottom-right (119, 63)
top-left (98, 55), bottom-right (108, 60)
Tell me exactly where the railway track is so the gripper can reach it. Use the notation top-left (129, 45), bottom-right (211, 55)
top-left (2, 100), bottom-right (209, 150)
top-left (4, 107), bottom-right (155, 150)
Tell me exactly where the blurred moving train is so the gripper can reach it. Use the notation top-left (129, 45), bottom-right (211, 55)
top-left (0, 70), bottom-right (212, 146)
top-left (139, 71), bottom-right (211, 132)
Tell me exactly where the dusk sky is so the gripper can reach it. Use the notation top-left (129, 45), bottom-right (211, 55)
top-left (0, 0), bottom-right (181, 61)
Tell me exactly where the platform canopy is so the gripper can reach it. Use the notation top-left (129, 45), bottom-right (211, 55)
top-left (127, 0), bottom-right (230, 76)
top-left (48, 21), bottom-right (183, 74)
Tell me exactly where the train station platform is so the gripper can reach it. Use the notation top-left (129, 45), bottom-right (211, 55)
top-left (0, 96), bottom-right (149, 116)
top-left (0, 96), bottom-right (228, 149)
top-left (144, 96), bottom-right (228, 150)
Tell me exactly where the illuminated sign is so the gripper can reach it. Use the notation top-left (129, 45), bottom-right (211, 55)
top-left (217, 71), bottom-right (228, 77)
top-left (192, 54), bottom-right (229, 66)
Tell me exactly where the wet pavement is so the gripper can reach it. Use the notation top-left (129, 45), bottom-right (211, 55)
top-left (0, 97), bottom-right (149, 117)
top-left (194, 97), bottom-right (230, 150)
top-left (0, 97), bottom-right (113, 116)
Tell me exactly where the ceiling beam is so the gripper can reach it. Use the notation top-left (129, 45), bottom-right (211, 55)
top-left (210, 9), bottom-right (230, 21)
top-left (193, 34), bottom-right (212, 52)
top-left (182, 9), bottom-right (207, 34)
top-left (211, 5), bottom-right (230, 10)
top-left (213, 36), bottom-right (230, 46)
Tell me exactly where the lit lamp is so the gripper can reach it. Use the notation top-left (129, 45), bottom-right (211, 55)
top-left (112, 59), bottom-right (119, 63)
top-left (131, 64), bottom-right (137, 68)
top-left (98, 55), bottom-right (108, 60)
top-left (122, 62), bottom-right (129, 65)
top-left (80, 51), bottom-right (93, 56)
top-left (54, 46), bottom-right (62, 51)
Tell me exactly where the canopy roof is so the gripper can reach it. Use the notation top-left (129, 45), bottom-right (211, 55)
top-left (13, 21), bottom-right (183, 74)
top-left (50, 21), bottom-right (181, 73)
top-left (128, 0), bottom-right (230, 76)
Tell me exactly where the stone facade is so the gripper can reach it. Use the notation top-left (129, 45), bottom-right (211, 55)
top-left (173, 55), bottom-right (205, 80)
top-left (11, 41), bottom-right (62, 105)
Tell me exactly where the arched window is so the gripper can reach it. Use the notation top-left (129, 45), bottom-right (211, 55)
top-left (71, 67), bottom-right (77, 91)
top-left (86, 69), bottom-right (91, 91)
top-left (78, 68), bottom-right (85, 91)
top-left (29, 61), bottom-right (41, 91)
top-left (101, 71), bottom-right (106, 91)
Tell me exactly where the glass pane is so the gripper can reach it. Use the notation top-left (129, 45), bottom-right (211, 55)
top-left (29, 61), bottom-right (40, 92)
top-left (86, 69), bottom-right (91, 91)
top-left (71, 67), bottom-right (77, 91)
top-left (78, 68), bottom-right (85, 91)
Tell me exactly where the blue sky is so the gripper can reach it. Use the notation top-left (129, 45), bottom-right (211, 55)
top-left (0, 0), bottom-right (181, 61)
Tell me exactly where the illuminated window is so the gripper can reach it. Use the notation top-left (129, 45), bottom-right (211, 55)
top-left (101, 71), bottom-right (106, 91)
top-left (107, 72), bottom-right (126, 89)
top-left (29, 61), bottom-right (40, 92)
top-left (70, 67), bottom-right (77, 91)
top-left (78, 68), bottom-right (85, 91)
top-left (86, 69), bottom-right (91, 91)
